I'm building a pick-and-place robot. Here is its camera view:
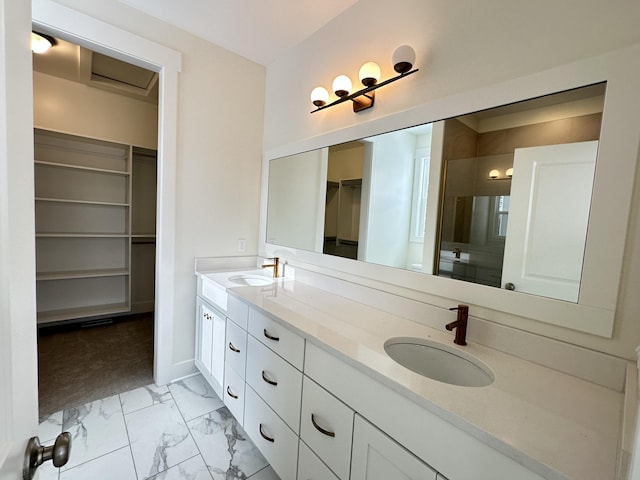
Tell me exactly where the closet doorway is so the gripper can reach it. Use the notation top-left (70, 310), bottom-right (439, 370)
top-left (32, 34), bottom-right (159, 417)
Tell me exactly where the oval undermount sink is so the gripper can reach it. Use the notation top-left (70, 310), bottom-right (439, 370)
top-left (384, 337), bottom-right (494, 387)
top-left (228, 274), bottom-right (274, 287)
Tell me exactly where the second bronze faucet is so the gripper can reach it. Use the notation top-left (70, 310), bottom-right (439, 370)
top-left (446, 304), bottom-right (468, 345)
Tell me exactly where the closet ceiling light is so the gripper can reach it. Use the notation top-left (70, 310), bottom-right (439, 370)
top-left (310, 45), bottom-right (419, 114)
top-left (31, 32), bottom-right (56, 54)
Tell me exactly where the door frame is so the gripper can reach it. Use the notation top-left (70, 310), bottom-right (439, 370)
top-left (32, 0), bottom-right (182, 386)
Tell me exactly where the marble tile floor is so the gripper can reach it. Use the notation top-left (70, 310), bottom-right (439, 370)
top-left (38, 374), bottom-right (280, 480)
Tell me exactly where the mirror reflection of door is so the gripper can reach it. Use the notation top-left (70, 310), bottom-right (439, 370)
top-left (437, 84), bottom-right (604, 301)
top-left (323, 142), bottom-right (365, 260)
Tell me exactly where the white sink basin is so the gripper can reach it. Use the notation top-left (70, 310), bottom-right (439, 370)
top-left (228, 274), bottom-right (274, 287)
top-left (384, 337), bottom-right (494, 387)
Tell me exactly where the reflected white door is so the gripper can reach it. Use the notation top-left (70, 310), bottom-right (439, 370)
top-left (502, 141), bottom-right (598, 302)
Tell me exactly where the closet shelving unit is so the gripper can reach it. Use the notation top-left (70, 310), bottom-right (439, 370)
top-left (34, 129), bottom-right (156, 325)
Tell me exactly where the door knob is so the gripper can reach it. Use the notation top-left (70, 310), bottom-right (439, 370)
top-left (505, 282), bottom-right (515, 291)
top-left (23, 432), bottom-right (71, 480)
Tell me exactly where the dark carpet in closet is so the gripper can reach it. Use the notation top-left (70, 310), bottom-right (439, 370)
top-left (37, 313), bottom-right (154, 418)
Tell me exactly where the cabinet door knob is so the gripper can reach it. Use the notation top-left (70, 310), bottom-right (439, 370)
top-left (228, 342), bottom-right (240, 353)
top-left (261, 370), bottom-right (278, 386)
top-left (263, 329), bottom-right (280, 342)
top-left (259, 424), bottom-right (275, 443)
top-left (311, 413), bottom-right (336, 438)
top-left (226, 386), bottom-right (238, 399)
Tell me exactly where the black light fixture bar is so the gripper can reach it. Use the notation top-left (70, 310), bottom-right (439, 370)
top-left (311, 68), bottom-right (419, 114)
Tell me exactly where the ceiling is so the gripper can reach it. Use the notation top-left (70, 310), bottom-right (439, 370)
top-left (117, 0), bottom-right (360, 65)
top-left (32, 36), bottom-right (159, 104)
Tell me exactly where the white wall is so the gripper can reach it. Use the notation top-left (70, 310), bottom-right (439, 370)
top-left (49, 0), bottom-right (266, 376)
top-left (33, 71), bottom-right (158, 148)
top-left (263, 0), bottom-right (640, 359)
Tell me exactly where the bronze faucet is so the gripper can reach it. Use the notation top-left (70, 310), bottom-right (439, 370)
top-left (261, 257), bottom-right (280, 278)
top-left (446, 304), bottom-right (468, 345)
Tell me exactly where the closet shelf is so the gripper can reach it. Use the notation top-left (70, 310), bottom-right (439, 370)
top-left (37, 302), bottom-right (131, 324)
top-left (34, 160), bottom-right (130, 176)
top-left (36, 268), bottom-right (130, 281)
top-left (36, 232), bottom-right (129, 238)
top-left (35, 197), bottom-right (129, 207)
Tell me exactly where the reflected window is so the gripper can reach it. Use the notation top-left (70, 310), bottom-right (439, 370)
top-left (492, 195), bottom-right (509, 239)
top-left (410, 155), bottom-right (430, 242)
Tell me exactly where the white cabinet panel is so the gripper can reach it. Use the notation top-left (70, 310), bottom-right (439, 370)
top-left (249, 307), bottom-right (305, 369)
top-left (227, 294), bottom-right (249, 329)
top-left (223, 362), bottom-right (245, 425)
top-left (245, 385), bottom-right (299, 480)
top-left (246, 335), bottom-right (303, 433)
top-left (226, 318), bottom-right (248, 377)
top-left (297, 440), bottom-right (339, 480)
top-left (300, 377), bottom-right (353, 480)
top-left (350, 415), bottom-right (437, 480)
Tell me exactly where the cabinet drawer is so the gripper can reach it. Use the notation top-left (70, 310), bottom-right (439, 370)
top-left (223, 363), bottom-right (245, 425)
top-left (227, 294), bottom-right (249, 330)
top-left (300, 377), bottom-right (353, 480)
top-left (226, 318), bottom-right (247, 378)
top-left (297, 440), bottom-right (339, 480)
top-left (246, 335), bottom-right (302, 433)
top-left (248, 307), bottom-right (305, 369)
top-left (245, 385), bottom-right (299, 480)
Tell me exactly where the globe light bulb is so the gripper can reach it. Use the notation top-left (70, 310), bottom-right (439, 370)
top-left (310, 87), bottom-right (329, 107)
top-left (392, 45), bottom-right (416, 74)
top-left (359, 62), bottom-right (381, 87)
top-left (332, 75), bottom-right (352, 97)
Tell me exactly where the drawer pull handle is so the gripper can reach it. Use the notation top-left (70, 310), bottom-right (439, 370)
top-left (263, 329), bottom-right (280, 342)
top-left (311, 414), bottom-right (336, 438)
top-left (261, 370), bottom-right (278, 386)
top-left (226, 386), bottom-right (238, 399)
top-left (259, 424), bottom-right (275, 443)
top-left (228, 342), bottom-right (240, 353)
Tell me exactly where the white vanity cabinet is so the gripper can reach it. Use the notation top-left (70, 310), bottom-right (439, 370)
top-left (243, 305), bottom-right (305, 480)
top-left (223, 295), bottom-right (249, 423)
top-left (350, 415), bottom-right (437, 480)
top-left (195, 296), bottom-right (225, 398)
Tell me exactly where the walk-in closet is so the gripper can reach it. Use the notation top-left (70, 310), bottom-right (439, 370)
top-left (32, 33), bottom-right (159, 415)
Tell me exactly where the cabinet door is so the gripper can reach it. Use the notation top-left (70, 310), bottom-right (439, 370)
top-left (350, 415), bottom-right (437, 480)
top-left (196, 298), bottom-right (214, 378)
top-left (195, 298), bottom-right (225, 398)
top-left (211, 307), bottom-right (226, 395)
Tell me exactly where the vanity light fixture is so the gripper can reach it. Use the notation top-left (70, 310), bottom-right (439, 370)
top-left (31, 31), bottom-right (56, 54)
top-left (310, 45), bottom-right (419, 114)
top-left (489, 168), bottom-right (514, 180)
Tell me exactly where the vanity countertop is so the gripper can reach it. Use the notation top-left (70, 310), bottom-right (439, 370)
top-left (198, 270), bottom-right (625, 480)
